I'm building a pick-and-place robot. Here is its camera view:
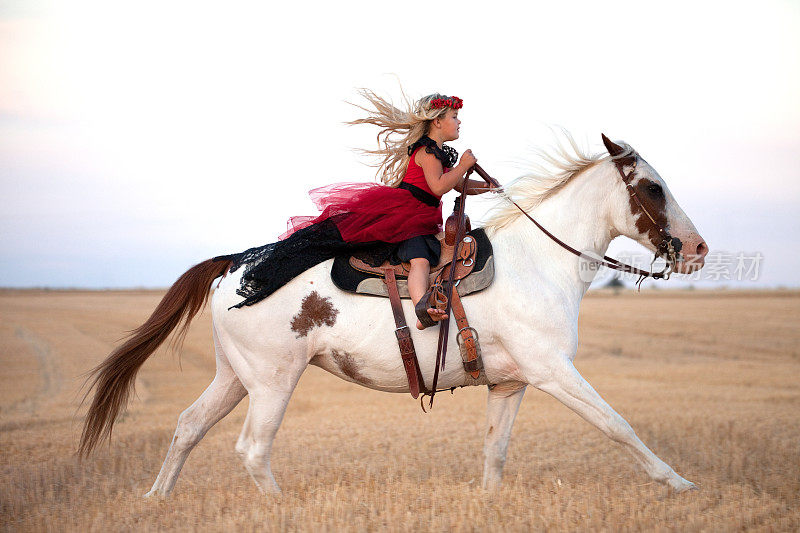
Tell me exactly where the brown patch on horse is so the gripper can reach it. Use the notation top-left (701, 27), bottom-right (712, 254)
top-left (629, 175), bottom-right (669, 248)
top-left (615, 155), bottom-right (669, 250)
top-left (290, 291), bottom-right (339, 338)
top-left (331, 350), bottom-right (371, 384)
top-left (605, 136), bottom-right (673, 252)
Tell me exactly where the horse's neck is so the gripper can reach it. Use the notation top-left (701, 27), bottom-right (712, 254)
top-left (491, 165), bottom-right (619, 304)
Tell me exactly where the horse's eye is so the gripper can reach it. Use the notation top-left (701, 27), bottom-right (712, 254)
top-left (647, 183), bottom-right (664, 197)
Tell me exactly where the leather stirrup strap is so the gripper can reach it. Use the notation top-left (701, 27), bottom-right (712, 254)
top-left (383, 268), bottom-right (423, 399)
top-left (430, 170), bottom-right (472, 406)
top-left (449, 289), bottom-right (483, 379)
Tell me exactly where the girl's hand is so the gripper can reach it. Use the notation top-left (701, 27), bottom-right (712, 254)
top-left (460, 149), bottom-right (477, 169)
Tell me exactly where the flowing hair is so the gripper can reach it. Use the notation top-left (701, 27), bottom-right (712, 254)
top-left (348, 89), bottom-right (457, 186)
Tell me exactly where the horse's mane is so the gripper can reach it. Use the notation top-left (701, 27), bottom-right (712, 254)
top-left (483, 132), bottom-right (633, 232)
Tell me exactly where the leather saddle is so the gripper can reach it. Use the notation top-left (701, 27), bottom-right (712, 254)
top-left (330, 228), bottom-right (494, 299)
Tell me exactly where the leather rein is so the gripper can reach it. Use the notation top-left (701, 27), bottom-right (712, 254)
top-left (471, 163), bottom-right (680, 286)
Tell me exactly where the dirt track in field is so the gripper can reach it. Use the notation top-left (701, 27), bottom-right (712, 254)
top-left (1, 289), bottom-right (798, 531)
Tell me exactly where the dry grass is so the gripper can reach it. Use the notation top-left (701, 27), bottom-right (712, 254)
top-left (1, 289), bottom-right (799, 531)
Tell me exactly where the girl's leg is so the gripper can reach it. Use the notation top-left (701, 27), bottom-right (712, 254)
top-left (407, 258), bottom-right (429, 304)
top-left (408, 258), bottom-right (447, 329)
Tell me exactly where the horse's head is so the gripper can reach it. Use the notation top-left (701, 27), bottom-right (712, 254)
top-left (602, 134), bottom-right (708, 274)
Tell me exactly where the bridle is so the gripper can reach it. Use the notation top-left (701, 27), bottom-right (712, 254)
top-left (472, 160), bottom-right (681, 287)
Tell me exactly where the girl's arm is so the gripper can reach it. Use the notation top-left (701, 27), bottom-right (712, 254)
top-left (417, 149), bottom-right (478, 197)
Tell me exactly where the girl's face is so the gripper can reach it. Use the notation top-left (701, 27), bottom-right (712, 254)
top-left (436, 108), bottom-right (461, 141)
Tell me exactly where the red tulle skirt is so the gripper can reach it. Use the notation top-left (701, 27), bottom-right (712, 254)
top-left (281, 182), bottom-right (443, 243)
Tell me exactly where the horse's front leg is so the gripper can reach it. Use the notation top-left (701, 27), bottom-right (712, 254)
top-left (533, 360), bottom-right (696, 492)
top-left (482, 381), bottom-right (527, 490)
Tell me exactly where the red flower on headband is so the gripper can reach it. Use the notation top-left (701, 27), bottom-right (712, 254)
top-left (430, 96), bottom-right (463, 109)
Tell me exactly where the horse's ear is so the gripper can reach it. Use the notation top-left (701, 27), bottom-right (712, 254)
top-left (601, 133), bottom-right (626, 157)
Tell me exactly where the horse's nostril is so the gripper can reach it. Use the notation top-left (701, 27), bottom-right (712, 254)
top-left (696, 242), bottom-right (708, 257)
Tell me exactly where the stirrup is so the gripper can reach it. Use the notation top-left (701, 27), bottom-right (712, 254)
top-left (414, 296), bottom-right (437, 329)
top-left (415, 285), bottom-right (448, 329)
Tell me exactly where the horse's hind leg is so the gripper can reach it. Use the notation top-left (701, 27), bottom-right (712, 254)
top-left (234, 359), bottom-right (307, 495)
top-left (482, 381), bottom-right (526, 490)
top-left (144, 326), bottom-right (247, 498)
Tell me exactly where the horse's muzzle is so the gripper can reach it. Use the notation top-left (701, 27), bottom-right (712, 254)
top-left (674, 237), bottom-right (708, 273)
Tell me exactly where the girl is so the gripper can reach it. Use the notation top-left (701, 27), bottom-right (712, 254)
top-left (224, 90), bottom-right (493, 329)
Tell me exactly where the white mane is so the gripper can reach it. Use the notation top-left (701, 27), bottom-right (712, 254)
top-left (483, 132), bottom-right (632, 232)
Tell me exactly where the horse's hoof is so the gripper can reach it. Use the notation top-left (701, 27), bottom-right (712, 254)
top-left (143, 489), bottom-right (164, 499)
top-left (255, 482), bottom-right (283, 496)
top-left (481, 479), bottom-right (502, 492)
top-left (669, 477), bottom-right (698, 493)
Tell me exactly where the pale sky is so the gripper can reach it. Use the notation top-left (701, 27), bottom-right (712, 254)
top-left (1, 0), bottom-right (798, 288)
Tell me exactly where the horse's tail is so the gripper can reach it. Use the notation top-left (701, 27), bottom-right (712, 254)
top-left (79, 257), bottom-right (233, 456)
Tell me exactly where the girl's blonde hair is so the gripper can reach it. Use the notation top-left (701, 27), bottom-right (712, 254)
top-left (348, 89), bottom-right (458, 186)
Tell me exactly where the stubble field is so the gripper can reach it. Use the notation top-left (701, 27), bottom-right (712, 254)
top-left (1, 289), bottom-right (798, 531)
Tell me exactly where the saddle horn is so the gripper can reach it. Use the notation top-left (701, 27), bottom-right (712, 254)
top-left (601, 133), bottom-right (626, 157)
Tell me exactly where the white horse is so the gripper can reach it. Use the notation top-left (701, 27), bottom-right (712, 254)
top-left (80, 134), bottom-right (708, 497)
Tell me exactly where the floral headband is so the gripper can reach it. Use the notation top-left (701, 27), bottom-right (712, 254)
top-left (430, 96), bottom-right (463, 110)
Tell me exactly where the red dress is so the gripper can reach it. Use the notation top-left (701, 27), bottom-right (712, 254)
top-left (224, 140), bottom-right (453, 308)
top-left (281, 146), bottom-right (444, 243)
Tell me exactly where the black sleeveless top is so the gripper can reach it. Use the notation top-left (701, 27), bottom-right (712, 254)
top-left (407, 135), bottom-right (458, 169)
